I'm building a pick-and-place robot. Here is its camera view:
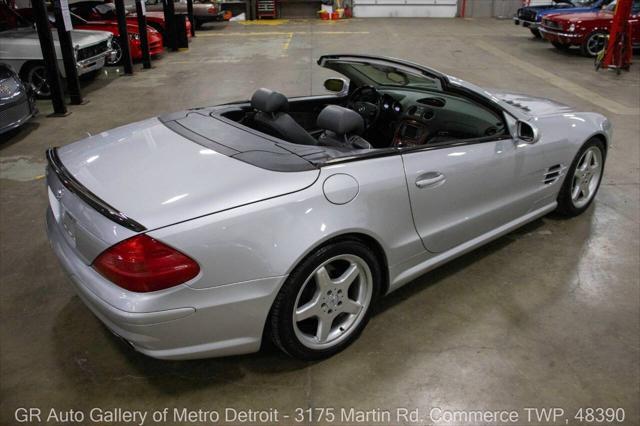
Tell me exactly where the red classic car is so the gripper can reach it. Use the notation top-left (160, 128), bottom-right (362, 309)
top-left (540, 0), bottom-right (640, 56)
top-left (69, 13), bottom-right (164, 65)
top-left (68, 1), bottom-right (192, 45)
top-left (16, 7), bottom-right (164, 65)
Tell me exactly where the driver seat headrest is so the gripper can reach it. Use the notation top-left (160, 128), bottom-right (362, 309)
top-left (317, 105), bottom-right (364, 136)
top-left (251, 88), bottom-right (289, 113)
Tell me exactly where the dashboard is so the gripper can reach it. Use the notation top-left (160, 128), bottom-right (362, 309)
top-left (376, 88), bottom-right (506, 147)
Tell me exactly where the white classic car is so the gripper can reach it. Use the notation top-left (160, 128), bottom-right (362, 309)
top-left (1, 7), bottom-right (115, 98)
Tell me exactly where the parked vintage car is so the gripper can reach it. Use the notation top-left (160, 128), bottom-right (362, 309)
top-left (46, 55), bottom-right (611, 360)
top-left (145, 0), bottom-right (230, 28)
top-left (0, 5), bottom-right (115, 98)
top-left (514, 0), bottom-right (613, 38)
top-left (64, 12), bottom-right (164, 65)
top-left (0, 63), bottom-right (37, 135)
top-left (540, 0), bottom-right (640, 56)
top-left (68, 1), bottom-right (192, 45)
top-left (15, 7), bottom-right (163, 66)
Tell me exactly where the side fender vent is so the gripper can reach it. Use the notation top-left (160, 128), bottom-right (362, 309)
top-left (543, 164), bottom-right (564, 185)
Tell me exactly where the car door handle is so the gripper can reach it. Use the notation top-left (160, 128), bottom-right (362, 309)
top-left (415, 172), bottom-right (445, 188)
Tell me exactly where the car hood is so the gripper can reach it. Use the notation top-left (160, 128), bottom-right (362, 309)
top-left (56, 117), bottom-right (320, 231)
top-left (0, 27), bottom-right (110, 46)
top-left (547, 10), bottom-right (612, 22)
top-left (81, 20), bottom-right (141, 33)
top-left (538, 6), bottom-right (595, 17)
top-left (490, 91), bottom-right (575, 116)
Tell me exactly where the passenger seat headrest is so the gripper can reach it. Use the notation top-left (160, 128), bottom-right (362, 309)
top-left (251, 88), bottom-right (289, 113)
top-left (317, 105), bottom-right (364, 136)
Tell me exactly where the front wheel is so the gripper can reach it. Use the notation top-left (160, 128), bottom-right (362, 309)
top-left (556, 138), bottom-right (605, 216)
top-left (107, 38), bottom-right (123, 66)
top-left (20, 62), bottom-right (52, 99)
top-left (552, 41), bottom-right (570, 51)
top-left (581, 31), bottom-right (607, 57)
top-left (268, 240), bottom-right (381, 360)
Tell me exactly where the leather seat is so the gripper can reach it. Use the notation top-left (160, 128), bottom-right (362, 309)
top-left (250, 88), bottom-right (318, 146)
top-left (316, 105), bottom-right (373, 150)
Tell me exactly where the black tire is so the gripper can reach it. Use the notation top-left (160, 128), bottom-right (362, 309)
top-left (530, 28), bottom-right (542, 38)
top-left (107, 38), bottom-right (123, 66)
top-left (79, 70), bottom-right (99, 81)
top-left (581, 30), bottom-right (607, 57)
top-left (268, 239), bottom-right (382, 360)
top-left (552, 41), bottom-right (570, 50)
top-left (556, 138), bottom-right (606, 217)
top-left (20, 61), bottom-right (52, 99)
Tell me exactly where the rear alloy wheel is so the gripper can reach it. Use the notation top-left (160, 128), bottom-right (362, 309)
top-left (556, 138), bottom-right (605, 216)
top-left (21, 62), bottom-right (51, 99)
top-left (107, 38), bottom-right (123, 66)
top-left (269, 240), bottom-right (381, 360)
top-left (581, 31), bottom-right (607, 57)
top-left (530, 28), bottom-right (542, 38)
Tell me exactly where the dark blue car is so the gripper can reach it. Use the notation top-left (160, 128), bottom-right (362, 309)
top-left (514, 0), bottom-right (613, 38)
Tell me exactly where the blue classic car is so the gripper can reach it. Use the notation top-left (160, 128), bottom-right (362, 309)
top-left (514, 0), bottom-right (613, 38)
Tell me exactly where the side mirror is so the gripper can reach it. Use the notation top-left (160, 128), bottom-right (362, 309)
top-left (517, 121), bottom-right (540, 143)
top-left (324, 78), bottom-right (348, 95)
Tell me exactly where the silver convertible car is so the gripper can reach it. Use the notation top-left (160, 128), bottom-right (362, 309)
top-left (46, 55), bottom-right (610, 360)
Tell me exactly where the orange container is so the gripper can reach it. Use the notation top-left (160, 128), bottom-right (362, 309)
top-left (331, 11), bottom-right (339, 19)
top-left (319, 10), bottom-right (330, 19)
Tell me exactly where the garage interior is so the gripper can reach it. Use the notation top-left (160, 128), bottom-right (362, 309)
top-left (1, 8), bottom-right (639, 426)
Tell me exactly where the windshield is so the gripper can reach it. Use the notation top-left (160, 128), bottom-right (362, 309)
top-left (326, 60), bottom-right (442, 91)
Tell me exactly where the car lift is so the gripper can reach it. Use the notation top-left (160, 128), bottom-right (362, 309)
top-left (599, 0), bottom-right (633, 72)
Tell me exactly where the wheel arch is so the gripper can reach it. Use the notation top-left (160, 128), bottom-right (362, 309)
top-left (261, 231), bottom-right (390, 353)
top-left (18, 60), bottom-right (45, 79)
top-left (285, 231), bottom-right (391, 297)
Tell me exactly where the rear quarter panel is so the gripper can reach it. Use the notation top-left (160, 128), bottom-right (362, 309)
top-left (148, 155), bottom-right (425, 291)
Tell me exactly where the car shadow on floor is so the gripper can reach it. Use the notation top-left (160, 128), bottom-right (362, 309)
top-left (0, 122), bottom-right (40, 149)
top-left (51, 211), bottom-right (592, 393)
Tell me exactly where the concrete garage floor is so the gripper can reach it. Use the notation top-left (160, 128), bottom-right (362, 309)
top-left (1, 17), bottom-right (639, 425)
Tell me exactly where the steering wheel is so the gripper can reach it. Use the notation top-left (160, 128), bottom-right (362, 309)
top-left (347, 85), bottom-right (381, 129)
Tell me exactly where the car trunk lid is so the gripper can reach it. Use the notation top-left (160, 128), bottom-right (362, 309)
top-left (49, 116), bottom-right (320, 263)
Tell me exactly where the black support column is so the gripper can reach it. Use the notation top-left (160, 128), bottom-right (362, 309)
top-left (53, 0), bottom-right (83, 105)
top-left (164, 0), bottom-right (178, 51)
top-left (31, 0), bottom-right (67, 115)
top-left (114, 0), bottom-right (134, 74)
top-left (135, 0), bottom-right (152, 69)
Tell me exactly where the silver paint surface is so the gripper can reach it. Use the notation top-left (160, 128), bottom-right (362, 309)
top-left (45, 61), bottom-right (611, 359)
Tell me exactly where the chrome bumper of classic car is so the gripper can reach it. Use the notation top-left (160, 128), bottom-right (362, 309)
top-left (513, 17), bottom-right (538, 29)
top-left (0, 94), bottom-right (37, 135)
top-left (539, 27), bottom-right (582, 41)
top-left (75, 49), bottom-right (116, 75)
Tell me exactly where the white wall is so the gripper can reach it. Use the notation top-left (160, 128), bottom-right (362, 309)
top-left (353, 0), bottom-right (457, 18)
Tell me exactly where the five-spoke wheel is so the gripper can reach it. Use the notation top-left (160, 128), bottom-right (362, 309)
top-left (293, 254), bottom-right (373, 350)
top-left (269, 240), bottom-right (381, 360)
top-left (570, 146), bottom-right (603, 209)
top-left (557, 138), bottom-right (605, 216)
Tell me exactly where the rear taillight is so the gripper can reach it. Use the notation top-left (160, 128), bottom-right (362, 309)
top-left (93, 235), bottom-right (199, 293)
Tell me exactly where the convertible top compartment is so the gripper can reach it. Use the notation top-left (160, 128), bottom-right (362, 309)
top-left (160, 109), bottom-right (330, 172)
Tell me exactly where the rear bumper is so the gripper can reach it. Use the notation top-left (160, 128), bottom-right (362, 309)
top-left (539, 27), bottom-right (584, 45)
top-left (195, 11), bottom-right (230, 23)
top-left (46, 208), bottom-right (285, 360)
